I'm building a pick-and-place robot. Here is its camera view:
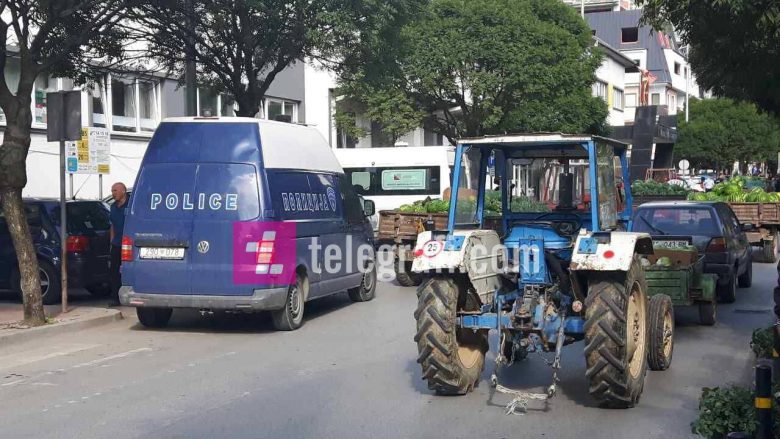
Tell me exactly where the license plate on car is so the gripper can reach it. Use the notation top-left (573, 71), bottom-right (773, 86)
top-left (139, 247), bottom-right (185, 260)
top-left (653, 240), bottom-right (690, 249)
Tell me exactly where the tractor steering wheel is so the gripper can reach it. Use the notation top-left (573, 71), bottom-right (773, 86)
top-left (530, 212), bottom-right (583, 236)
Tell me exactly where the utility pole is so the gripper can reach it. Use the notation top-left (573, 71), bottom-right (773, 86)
top-left (184, 0), bottom-right (197, 117)
top-left (581, 0), bottom-right (585, 17)
top-left (685, 46), bottom-right (690, 122)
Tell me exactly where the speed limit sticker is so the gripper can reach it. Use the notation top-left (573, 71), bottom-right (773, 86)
top-left (422, 240), bottom-right (444, 257)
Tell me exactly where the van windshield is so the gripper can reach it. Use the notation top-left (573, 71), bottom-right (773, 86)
top-left (345, 166), bottom-right (441, 196)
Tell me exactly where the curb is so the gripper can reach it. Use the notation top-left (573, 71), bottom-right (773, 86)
top-left (0, 309), bottom-right (124, 348)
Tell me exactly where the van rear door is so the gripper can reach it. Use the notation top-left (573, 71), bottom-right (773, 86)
top-left (125, 163), bottom-right (197, 294)
top-left (189, 163), bottom-right (261, 296)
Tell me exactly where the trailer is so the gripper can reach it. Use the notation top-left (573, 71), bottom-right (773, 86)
top-left (727, 202), bottom-right (780, 262)
top-left (377, 210), bottom-right (447, 286)
top-left (641, 239), bottom-right (717, 371)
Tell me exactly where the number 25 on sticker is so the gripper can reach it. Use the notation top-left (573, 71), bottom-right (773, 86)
top-left (422, 240), bottom-right (443, 257)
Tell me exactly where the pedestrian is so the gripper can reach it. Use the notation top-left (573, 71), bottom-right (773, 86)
top-left (109, 182), bottom-right (130, 307)
top-left (774, 174), bottom-right (780, 193)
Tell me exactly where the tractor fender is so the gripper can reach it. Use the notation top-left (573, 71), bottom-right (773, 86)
top-left (570, 231), bottom-right (653, 272)
top-left (411, 230), bottom-right (504, 304)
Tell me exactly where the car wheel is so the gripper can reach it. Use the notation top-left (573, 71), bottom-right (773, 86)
top-left (737, 260), bottom-right (752, 288)
top-left (11, 261), bottom-right (61, 305)
top-left (716, 273), bottom-right (737, 303)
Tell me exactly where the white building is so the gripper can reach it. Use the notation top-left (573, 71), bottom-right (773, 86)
top-left (592, 37), bottom-right (640, 127)
top-left (586, 9), bottom-right (705, 124)
top-left (0, 54), bottom-right (332, 199)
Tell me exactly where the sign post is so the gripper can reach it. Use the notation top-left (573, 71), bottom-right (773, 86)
top-left (47, 91), bottom-right (82, 313)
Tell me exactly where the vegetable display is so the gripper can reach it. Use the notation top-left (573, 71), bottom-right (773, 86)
top-left (631, 180), bottom-right (690, 196)
top-left (687, 180), bottom-right (780, 202)
top-left (397, 191), bottom-right (549, 215)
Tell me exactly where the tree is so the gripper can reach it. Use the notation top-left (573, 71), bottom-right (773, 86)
top-left (675, 98), bottom-right (780, 171)
top-left (336, 0), bottom-right (609, 145)
top-left (134, 0), bottom-right (423, 118)
top-left (637, 0), bottom-right (780, 114)
top-left (0, 1), bottom-right (132, 325)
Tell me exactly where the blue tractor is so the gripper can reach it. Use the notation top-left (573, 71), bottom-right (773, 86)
top-left (411, 134), bottom-right (662, 411)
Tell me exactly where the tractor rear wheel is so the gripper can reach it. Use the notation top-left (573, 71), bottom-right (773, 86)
top-left (584, 257), bottom-right (649, 408)
top-left (647, 294), bottom-right (674, 371)
top-left (414, 277), bottom-right (488, 395)
top-left (395, 259), bottom-right (422, 287)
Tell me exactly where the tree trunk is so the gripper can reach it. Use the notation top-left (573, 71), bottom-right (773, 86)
top-left (0, 100), bottom-right (46, 326)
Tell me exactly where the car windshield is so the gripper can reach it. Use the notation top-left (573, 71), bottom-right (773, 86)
top-left (49, 202), bottom-right (111, 233)
top-left (633, 207), bottom-right (720, 236)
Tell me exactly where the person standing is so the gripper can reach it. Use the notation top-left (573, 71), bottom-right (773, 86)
top-left (108, 182), bottom-right (129, 307)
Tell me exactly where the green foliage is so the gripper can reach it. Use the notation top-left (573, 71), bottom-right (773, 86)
top-left (637, 0), bottom-right (780, 114)
top-left (751, 326), bottom-right (775, 359)
top-left (338, 0), bottom-right (608, 145)
top-left (631, 180), bottom-right (690, 196)
top-left (687, 181), bottom-right (780, 202)
top-left (691, 385), bottom-right (758, 438)
top-left (675, 98), bottom-right (780, 170)
top-left (137, 0), bottom-right (422, 117)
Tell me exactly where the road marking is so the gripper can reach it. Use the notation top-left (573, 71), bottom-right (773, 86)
top-left (71, 348), bottom-right (153, 369)
top-left (0, 343), bottom-right (100, 371)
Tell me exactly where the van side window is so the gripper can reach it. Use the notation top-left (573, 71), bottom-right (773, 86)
top-left (339, 175), bottom-right (365, 224)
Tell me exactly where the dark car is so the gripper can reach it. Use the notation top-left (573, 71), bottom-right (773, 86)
top-left (0, 199), bottom-right (112, 304)
top-left (631, 201), bottom-right (753, 303)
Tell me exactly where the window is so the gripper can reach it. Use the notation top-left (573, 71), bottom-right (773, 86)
top-left (345, 166), bottom-right (441, 197)
top-left (674, 62), bottom-right (681, 75)
top-left (625, 93), bottom-right (637, 108)
top-left (198, 87), bottom-right (218, 117)
top-left (33, 75), bottom-right (55, 125)
top-left (633, 207), bottom-right (719, 236)
top-left (593, 80), bottom-right (608, 100)
top-left (49, 202), bottom-right (111, 233)
top-left (91, 81), bottom-right (107, 128)
top-left (651, 93), bottom-right (661, 105)
top-left (111, 78), bottom-right (137, 132)
top-left (339, 176), bottom-right (365, 224)
top-left (684, 67), bottom-right (688, 79)
top-left (265, 98), bottom-right (297, 122)
top-left (632, 58), bottom-right (641, 68)
top-left (138, 81), bottom-right (159, 132)
top-left (669, 94), bottom-right (677, 110)
top-left (220, 94), bottom-right (236, 117)
top-left (621, 27), bottom-right (638, 43)
top-left (612, 88), bottom-right (624, 110)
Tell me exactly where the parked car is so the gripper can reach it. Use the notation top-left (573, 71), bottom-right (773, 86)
top-left (119, 117), bottom-right (377, 330)
top-left (0, 199), bottom-right (112, 304)
top-left (631, 201), bottom-right (753, 303)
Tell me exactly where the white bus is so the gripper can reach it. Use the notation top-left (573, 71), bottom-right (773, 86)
top-left (334, 146), bottom-right (454, 231)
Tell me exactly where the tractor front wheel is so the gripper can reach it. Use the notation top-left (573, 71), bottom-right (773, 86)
top-left (584, 257), bottom-right (649, 408)
top-left (414, 277), bottom-right (487, 395)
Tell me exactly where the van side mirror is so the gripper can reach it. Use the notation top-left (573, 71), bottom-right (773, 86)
top-left (363, 199), bottom-right (375, 217)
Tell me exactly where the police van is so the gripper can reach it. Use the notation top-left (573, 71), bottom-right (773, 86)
top-left (119, 118), bottom-right (377, 331)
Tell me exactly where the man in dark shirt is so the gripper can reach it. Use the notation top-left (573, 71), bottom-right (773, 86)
top-left (109, 182), bottom-right (129, 307)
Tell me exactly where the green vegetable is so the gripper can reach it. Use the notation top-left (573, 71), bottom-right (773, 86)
top-left (631, 179), bottom-right (690, 196)
top-left (656, 256), bottom-right (672, 267)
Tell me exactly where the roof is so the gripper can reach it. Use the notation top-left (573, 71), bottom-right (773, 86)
top-left (160, 117), bottom-right (343, 174)
top-left (594, 37), bottom-right (640, 70)
top-left (586, 10), bottom-right (676, 84)
top-left (333, 146), bottom-right (454, 167)
top-left (636, 201), bottom-right (722, 208)
top-left (457, 133), bottom-right (628, 149)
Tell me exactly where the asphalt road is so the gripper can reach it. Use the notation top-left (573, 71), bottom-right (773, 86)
top-left (0, 261), bottom-right (776, 439)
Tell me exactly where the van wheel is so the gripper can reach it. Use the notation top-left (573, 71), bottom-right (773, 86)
top-left (738, 260), bottom-right (752, 287)
top-left (12, 261), bottom-right (61, 305)
top-left (348, 264), bottom-right (377, 302)
top-left (136, 308), bottom-right (173, 328)
top-left (716, 275), bottom-right (737, 303)
top-left (272, 274), bottom-right (305, 331)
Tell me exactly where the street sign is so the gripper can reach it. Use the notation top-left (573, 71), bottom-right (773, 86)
top-left (679, 159), bottom-right (690, 171)
top-left (65, 127), bottom-right (111, 174)
top-left (46, 91), bottom-right (81, 142)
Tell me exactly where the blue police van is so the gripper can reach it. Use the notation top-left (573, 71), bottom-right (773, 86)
top-left (119, 118), bottom-right (377, 330)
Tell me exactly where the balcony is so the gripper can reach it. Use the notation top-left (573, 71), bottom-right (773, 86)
top-left (560, 0), bottom-right (630, 12)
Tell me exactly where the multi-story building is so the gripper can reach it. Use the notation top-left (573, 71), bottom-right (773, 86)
top-left (0, 54), bottom-right (334, 199)
top-left (561, 0), bottom-right (636, 13)
top-left (586, 9), bottom-right (705, 125)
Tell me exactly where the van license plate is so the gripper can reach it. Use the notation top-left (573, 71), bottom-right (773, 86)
top-left (139, 247), bottom-right (185, 260)
top-left (653, 240), bottom-right (689, 249)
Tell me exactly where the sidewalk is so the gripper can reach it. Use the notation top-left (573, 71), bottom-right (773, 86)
top-left (0, 293), bottom-right (124, 347)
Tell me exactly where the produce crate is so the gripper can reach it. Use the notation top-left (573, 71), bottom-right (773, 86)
top-left (759, 202), bottom-right (780, 224)
top-left (377, 210), bottom-right (448, 243)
